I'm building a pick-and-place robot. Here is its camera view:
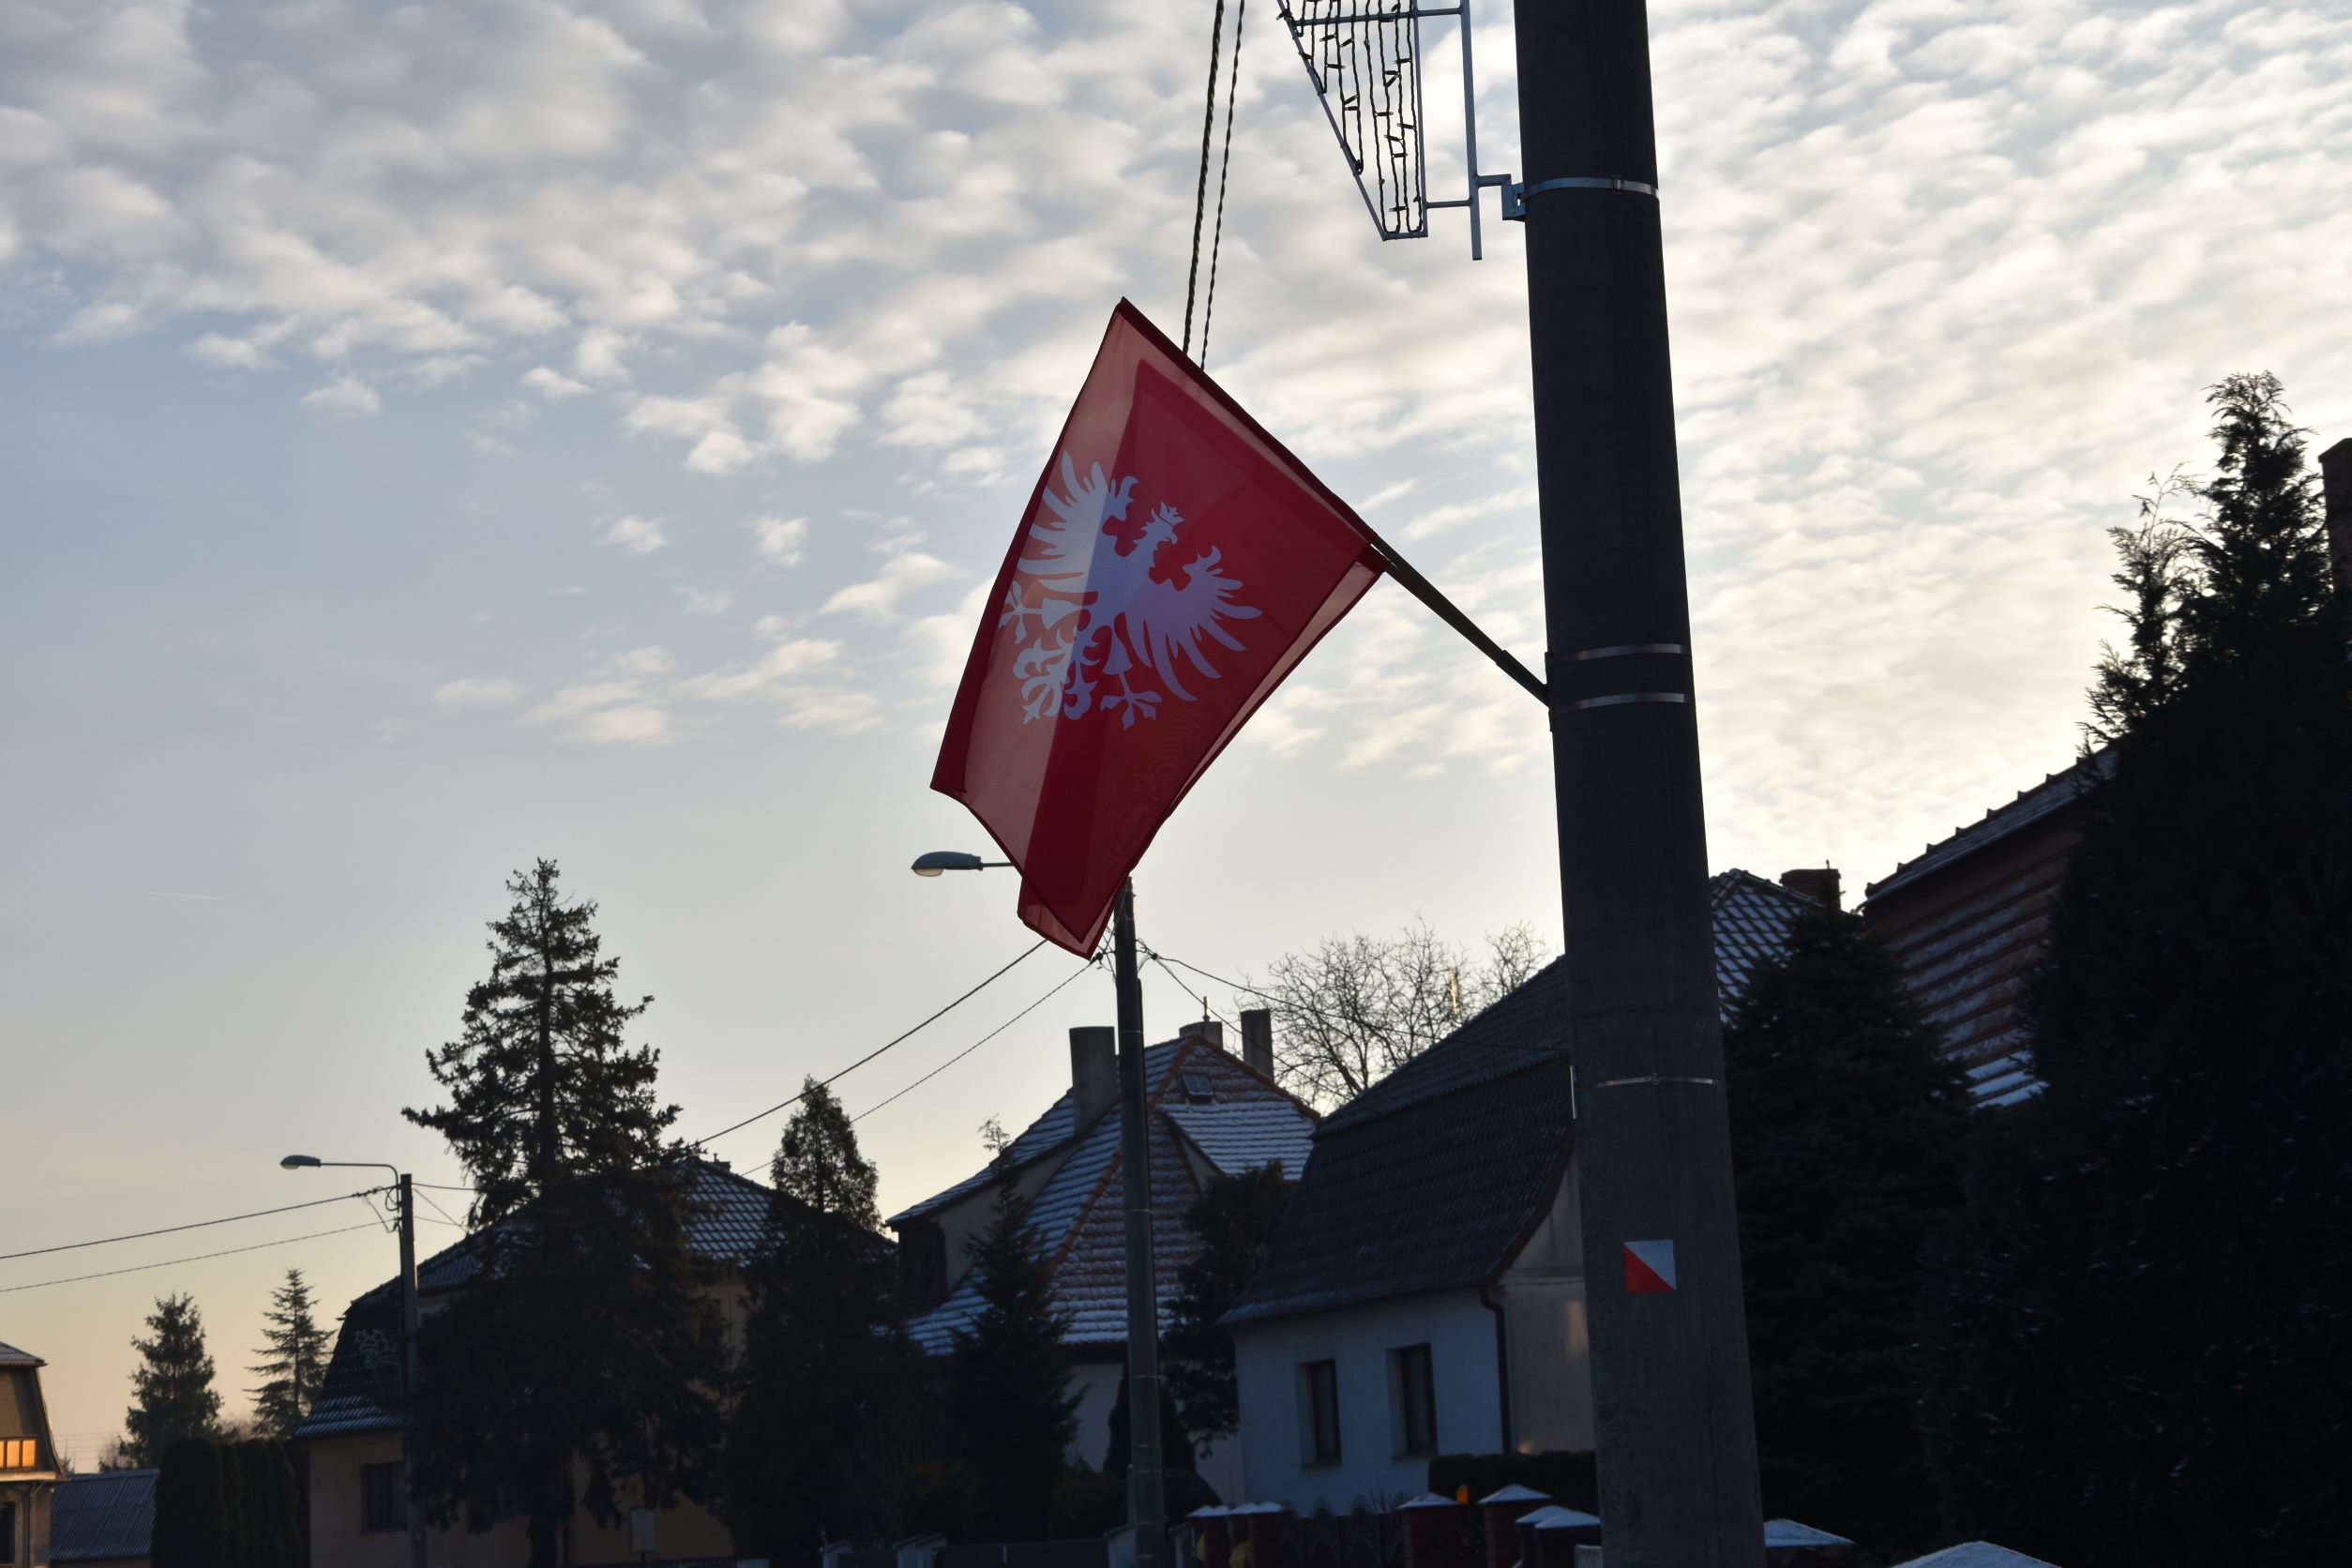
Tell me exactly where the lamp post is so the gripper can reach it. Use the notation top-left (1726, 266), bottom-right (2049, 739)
top-left (912, 853), bottom-right (1167, 1568)
top-left (283, 1154), bottom-right (426, 1568)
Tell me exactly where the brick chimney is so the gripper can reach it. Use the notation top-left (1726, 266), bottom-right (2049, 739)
top-left (1240, 1008), bottom-right (1275, 1078)
top-left (1779, 867), bottom-right (1841, 910)
top-left (2321, 438), bottom-right (2351, 591)
top-left (1180, 1019), bottom-right (1225, 1048)
top-left (1069, 1026), bottom-right (1115, 1128)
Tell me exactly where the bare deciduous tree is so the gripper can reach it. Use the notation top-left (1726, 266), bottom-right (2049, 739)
top-left (1239, 921), bottom-right (1548, 1106)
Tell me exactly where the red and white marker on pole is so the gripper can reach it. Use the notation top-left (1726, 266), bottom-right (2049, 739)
top-left (1622, 1240), bottom-right (1678, 1295)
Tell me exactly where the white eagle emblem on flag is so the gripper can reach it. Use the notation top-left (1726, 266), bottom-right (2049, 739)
top-left (1001, 453), bottom-right (1261, 727)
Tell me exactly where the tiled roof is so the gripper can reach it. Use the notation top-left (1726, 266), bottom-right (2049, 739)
top-left (53, 1469), bottom-right (158, 1561)
top-left (0, 1340), bottom-right (42, 1366)
top-left (1866, 753), bottom-right (2102, 900)
top-left (1225, 871), bottom-right (1816, 1327)
top-left (296, 1159), bottom-right (794, 1441)
top-left (1163, 1100), bottom-right (1318, 1179)
top-left (902, 1036), bottom-right (1317, 1355)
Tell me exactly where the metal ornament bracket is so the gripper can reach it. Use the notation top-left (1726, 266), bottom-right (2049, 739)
top-left (1274, 0), bottom-right (1658, 258)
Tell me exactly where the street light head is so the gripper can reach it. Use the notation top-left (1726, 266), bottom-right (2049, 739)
top-left (912, 850), bottom-right (988, 877)
top-left (279, 1154), bottom-right (322, 1169)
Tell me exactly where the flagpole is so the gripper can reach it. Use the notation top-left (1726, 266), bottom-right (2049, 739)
top-left (1513, 0), bottom-right (1765, 1561)
top-left (1113, 880), bottom-right (1168, 1568)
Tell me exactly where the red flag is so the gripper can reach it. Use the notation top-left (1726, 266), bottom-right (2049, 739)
top-left (932, 300), bottom-right (1385, 954)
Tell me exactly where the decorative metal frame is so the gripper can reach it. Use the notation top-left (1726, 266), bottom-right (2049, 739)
top-left (1273, 0), bottom-right (1515, 257)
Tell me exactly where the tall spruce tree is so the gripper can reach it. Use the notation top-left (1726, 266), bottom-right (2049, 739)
top-left (721, 1078), bottom-right (912, 1555)
top-left (402, 859), bottom-right (730, 1568)
top-left (125, 1293), bottom-right (223, 1467)
top-left (947, 1166), bottom-right (1078, 1542)
top-left (1722, 904), bottom-right (1968, 1559)
top-left (247, 1269), bottom-right (328, 1440)
top-left (1920, 375), bottom-right (2352, 1567)
top-left (1163, 1163), bottom-right (1296, 1446)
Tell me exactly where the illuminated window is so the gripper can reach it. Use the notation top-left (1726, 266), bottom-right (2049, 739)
top-left (0, 1439), bottom-right (36, 1470)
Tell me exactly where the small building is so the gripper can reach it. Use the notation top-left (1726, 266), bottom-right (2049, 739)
top-left (295, 1159), bottom-right (794, 1567)
top-left (2, 1341), bottom-right (63, 1568)
top-left (889, 1015), bottom-right (1319, 1501)
top-left (50, 1469), bottom-right (155, 1568)
top-left (1219, 870), bottom-right (1824, 1512)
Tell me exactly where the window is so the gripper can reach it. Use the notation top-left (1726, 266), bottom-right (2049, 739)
top-left (362, 1461), bottom-right (407, 1533)
top-left (1, 1499), bottom-right (16, 1564)
top-left (1298, 1359), bottom-right (1341, 1466)
top-left (1181, 1072), bottom-right (1217, 1104)
top-left (1389, 1343), bottom-right (1438, 1456)
top-left (0, 1438), bottom-right (36, 1469)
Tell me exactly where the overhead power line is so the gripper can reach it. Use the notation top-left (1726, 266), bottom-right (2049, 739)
top-left (691, 939), bottom-right (1049, 1149)
top-left (0, 1188), bottom-right (388, 1264)
top-left (855, 956), bottom-right (1104, 1124)
top-left (0, 1221), bottom-right (385, 1295)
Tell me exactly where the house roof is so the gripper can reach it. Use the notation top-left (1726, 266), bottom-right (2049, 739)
top-left (899, 1033), bottom-right (1318, 1355)
top-left (1224, 870), bottom-right (1817, 1328)
top-left (1890, 1546), bottom-right (2058, 1568)
top-left (0, 1340), bottom-right (42, 1366)
top-left (295, 1158), bottom-right (792, 1441)
top-left (1866, 753), bottom-right (2103, 901)
top-left (53, 1469), bottom-right (158, 1562)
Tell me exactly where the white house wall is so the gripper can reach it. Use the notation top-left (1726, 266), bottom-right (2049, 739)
top-left (1229, 1290), bottom-right (1503, 1513)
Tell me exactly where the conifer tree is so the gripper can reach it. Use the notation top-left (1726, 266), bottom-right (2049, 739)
top-left (125, 1293), bottom-right (223, 1467)
top-left (247, 1269), bottom-right (328, 1440)
top-left (1921, 375), bottom-right (2352, 1567)
top-left (947, 1167), bottom-right (1078, 1542)
top-left (402, 859), bottom-right (730, 1568)
top-left (721, 1078), bottom-right (912, 1556)
top-left (1163, 1163), bottom-right (1296, 1445)
top-left (1723, 904), bottom-right (1968, 1558)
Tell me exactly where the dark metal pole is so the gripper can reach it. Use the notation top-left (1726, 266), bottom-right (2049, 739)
top-left (1512, 1), bottom-right (1765, 1563)
top-left (1113, 881), bottom-right (1168, 1568)
top-left (398, 1172), bottom-right (427, 1568)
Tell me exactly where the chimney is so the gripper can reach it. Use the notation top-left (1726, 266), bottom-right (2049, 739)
top-left (1778, 867), bottom-right (1841, 910)
top-left (1179, 1019), bottom-right (1225, 1048)
top-left (2321, 438), bottom-right (2352, 591)
top-left (1069, 1026), bottom-right (1116, 1128)
top-left (1240, 1008), bottom-right (1275, 1078)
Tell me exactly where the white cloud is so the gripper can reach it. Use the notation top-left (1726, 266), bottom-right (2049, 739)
top-left (432, 676), bottom-right (523, 711)
top-left (749, 515), bottom-right (809, 568)
top-left (601, 514), bottom-right (669, 553)
top-left (676, 587), bottom-right (734, 615)
top-left (523, 366), bottom-right (592, 399)
top-left (820, 549), bottom-right (958, 621)
top-left (301, 374), bottom-right (380, 417)
top-left (675, 639), bottom-right (844, 702)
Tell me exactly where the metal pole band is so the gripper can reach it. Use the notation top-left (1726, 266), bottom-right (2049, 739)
top-left (1568, 692), bottom-right (1688, 709)
top-left (1589, 1074), bottom-right (1720, 1090)
top-left (1570, 642), bottom-right (1683, 660)
top-left (1524, 175), bottom-right (1659, 198)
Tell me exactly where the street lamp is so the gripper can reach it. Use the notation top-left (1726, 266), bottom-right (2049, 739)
top-left (283, 1154), bottom-right (426, 1568)
top-left (912, 852), bottom-right (1168, 1568)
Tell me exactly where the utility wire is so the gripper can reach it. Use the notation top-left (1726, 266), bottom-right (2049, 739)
top-left (1198, 0), bottom-right (1248, 368)
top-left (0, 1188), bottom-right (388, 1264)
top-left (1182, 0), bottom-right (1231, 356)
top-left (0, 1222), bottom-right (385, 1295)
top-left (691, 940), bottom-right (1048, 1148)
top-left (854, 956), bottom-right (1104, 1124)
top-left (1155, 948), bottom-right (1559, 1059)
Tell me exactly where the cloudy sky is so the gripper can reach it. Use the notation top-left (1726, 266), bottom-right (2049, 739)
top-left (5, 0), bottom-right (2349, 1456)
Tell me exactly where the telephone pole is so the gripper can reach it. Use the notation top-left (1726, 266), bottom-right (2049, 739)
top-left (1112, 881), bottom-right (1168, 1568)
top-left (1513, 0), bottom-right (1766, 1563)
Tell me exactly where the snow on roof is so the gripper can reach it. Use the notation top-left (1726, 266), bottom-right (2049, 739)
top-left (1522, 1506), bottom-right (1601, 1530)
top-left (1164, 1098), bottom-right (1316, 1178)
top-left (1764, 1519), bottom-right (1853, 1547)
top-left (902, 1037), bottom-right (1318, 1355)
top-left (1479, 1485), bottom-right (1553, 1505)
top-left (1892, 1545), bottom-right (2058, 1568)
top-left (0, 1340), bottom-right (43, 1366)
